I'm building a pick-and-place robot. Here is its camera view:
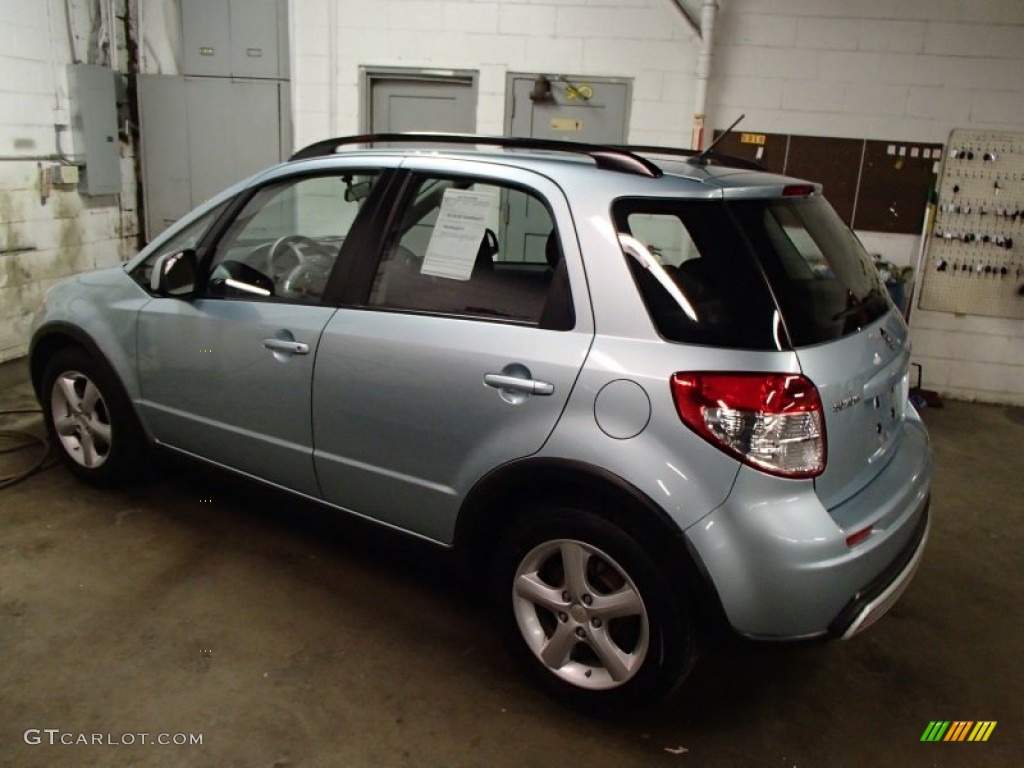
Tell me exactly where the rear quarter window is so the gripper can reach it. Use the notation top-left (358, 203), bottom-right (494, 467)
top-left (614, 195), bottom-right (891, 351)
top-left (613, 198), bottom-right (784, 350)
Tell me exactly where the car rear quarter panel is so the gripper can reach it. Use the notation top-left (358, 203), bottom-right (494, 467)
top-left (538, 168), bottom-right (804, 531)
top-left (541, 334), bottom-right (806, 532)
top-left (684, 412), bottom-right (932, 638)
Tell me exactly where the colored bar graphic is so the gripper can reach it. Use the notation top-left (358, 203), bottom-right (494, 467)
top-left (921, 721), bottom-right (949, 741)
top-left (968, 722), bottom-right (997, 742)
top-left (921, 720), bottom-right (997, 742)
top-left (944, 721), bottom-right (972, 741)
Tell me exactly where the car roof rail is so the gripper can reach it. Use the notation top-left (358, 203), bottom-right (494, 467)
top-left (608, 144), bottom-right (765, 172)
top-left (289, 132), bottom-right (664, 178)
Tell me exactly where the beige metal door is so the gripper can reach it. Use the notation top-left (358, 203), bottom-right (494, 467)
top-left (505, 75), bottom-right (631, 263)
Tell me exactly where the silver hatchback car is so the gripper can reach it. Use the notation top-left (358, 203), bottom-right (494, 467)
top-left (29, 134), bottom-right (932, 714)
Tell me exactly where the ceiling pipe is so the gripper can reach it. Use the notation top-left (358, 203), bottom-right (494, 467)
top-left (664, 0), bottom-right (720, 149)
top-left (691, 0), bottom-right (718, 149)
top-left (666, 0), bottom-right (701, 36)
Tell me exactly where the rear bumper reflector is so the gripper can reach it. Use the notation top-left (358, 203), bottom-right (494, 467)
top-left (828, 498), bottom-right (930, 639)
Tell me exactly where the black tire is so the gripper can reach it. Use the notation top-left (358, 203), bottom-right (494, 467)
top-left (493, 506), bottom-right (696, 716)
top-left (41, 346), bottom-right (145, 486)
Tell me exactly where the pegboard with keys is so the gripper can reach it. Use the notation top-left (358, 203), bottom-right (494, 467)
top-left (919, 129), bottom-right (1024, 318)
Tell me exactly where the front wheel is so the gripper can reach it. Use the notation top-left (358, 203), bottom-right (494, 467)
top-left (41, 347), bottom-right (144, 486)
top-left (494, 507), bottom-right (696, 716)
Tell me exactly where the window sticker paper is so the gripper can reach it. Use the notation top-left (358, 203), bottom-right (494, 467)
top-left (421, 188), bottom-right (496, 281)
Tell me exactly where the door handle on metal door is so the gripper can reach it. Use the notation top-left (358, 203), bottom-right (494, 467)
top-left (483, 373), bottom-right (554, 396)
top-left (263, 338), bottom-right (310, 355)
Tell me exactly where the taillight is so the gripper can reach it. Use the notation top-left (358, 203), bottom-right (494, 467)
top-left (670, 372), bottom-right (826, 478)
top-left (782, 184), bottom-right (815, 197)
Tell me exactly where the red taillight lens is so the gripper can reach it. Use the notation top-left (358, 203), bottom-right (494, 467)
top-left (782, 184), bottom-right (815, 197)
top-left (670, 372), bottom-right (826, 478)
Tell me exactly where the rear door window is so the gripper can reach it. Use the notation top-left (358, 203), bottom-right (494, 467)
top-left (367, 175), bottom-right (574, 329)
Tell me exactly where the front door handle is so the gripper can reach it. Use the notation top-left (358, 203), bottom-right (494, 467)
top-left (483, 373), bottom-right (554, 396)
top-left (263, 338), bottom-right (310, 355)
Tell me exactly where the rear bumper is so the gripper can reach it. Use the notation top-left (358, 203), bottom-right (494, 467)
top-left (685, 416), bottom-right (932, 639)
top-left (829, 499), bottom-right (929, 638)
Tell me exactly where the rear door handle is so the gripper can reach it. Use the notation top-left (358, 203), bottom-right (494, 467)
top-left (483, 373), bottom-right (554, 396)
top-left (263, 338), bottom-right (310, 355)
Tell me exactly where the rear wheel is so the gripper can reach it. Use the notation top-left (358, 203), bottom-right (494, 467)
top-left (494, 506), bottom-right (696, 715)
top-left (41, 347), bottom-right (144, 486)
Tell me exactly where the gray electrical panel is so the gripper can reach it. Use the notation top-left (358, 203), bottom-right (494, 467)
top-left (181, 0), bottom-right (288, 79)
top-left (180, 0), bottom-right (230, 77)
top-left (67, 64), bottom-right (121, 196)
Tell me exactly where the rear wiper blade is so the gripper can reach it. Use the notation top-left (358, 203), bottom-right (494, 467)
top-left (831, 288), bottom-right (884, 321)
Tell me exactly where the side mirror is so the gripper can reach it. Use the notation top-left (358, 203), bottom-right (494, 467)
top-left (151, 249), bottom-right (197, 297)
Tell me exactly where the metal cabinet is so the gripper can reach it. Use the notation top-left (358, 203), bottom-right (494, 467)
top-left (138, 76), bottom-right (291, 239)
top-left (181, 0), bottom-right (288, 79)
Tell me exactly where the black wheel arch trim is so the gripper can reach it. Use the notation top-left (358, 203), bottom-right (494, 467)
top-left (29, 322), bottom-right (140, 428)
top-left (455, 456), bottom-right (730, 627)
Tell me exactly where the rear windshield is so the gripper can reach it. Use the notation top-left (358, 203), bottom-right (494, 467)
top-left (613, 195), bottom-right (889, 350)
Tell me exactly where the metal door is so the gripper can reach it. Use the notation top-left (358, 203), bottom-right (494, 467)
top-left (505, 74), bottom-right (630, 262)
top-left (312, 312), bottom-right (590, 543)
top-left (136, 299), bottom-right (335, 497)
top-left (365, 72), bottom-right (477, 133)
top-left (187, 78), bottom-right (287, 212)
top-left (507, 75), bottom-right (630, 144)
top-left (137, 76), bottom-right (289, 239)
top-left (135, 169), bottom-right (381, 497)
top-left (310, 164), bottom-right (592, 545)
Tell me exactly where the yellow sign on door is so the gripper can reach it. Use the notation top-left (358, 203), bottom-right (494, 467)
top-left (551, 118), bottom-right (583, 132)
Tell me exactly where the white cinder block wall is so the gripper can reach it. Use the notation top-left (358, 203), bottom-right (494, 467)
top-left (289, 0), bottom-right (1024, 404)
top-left (2, 0), bottom-right (1020, 403)
top-left (0, 0), bottom-right (136, 363)
top-left (289, 0), bottom-right (700, 147)
top-left (704, 0), bottom-right (1024, 405)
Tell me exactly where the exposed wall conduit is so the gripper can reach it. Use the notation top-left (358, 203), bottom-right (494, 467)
top-left (692, 0), bottom-right (718, 149)
top-left (665, 0), bottom-right (719, 150)
top-left (327, 1), bottom-right (339, 133)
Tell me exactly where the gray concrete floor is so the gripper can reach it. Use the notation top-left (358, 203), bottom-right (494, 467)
top-left (0, 356), bottom-right (1020, 768)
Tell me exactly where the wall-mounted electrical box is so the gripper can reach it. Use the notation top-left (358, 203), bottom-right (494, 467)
top-left (67, 64), bottom-right (121, 196)
top-left (48, 164), bottom-right (80, 186)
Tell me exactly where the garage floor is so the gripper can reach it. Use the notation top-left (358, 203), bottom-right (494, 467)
top-left (0, 357), bottom-right (1020, 768)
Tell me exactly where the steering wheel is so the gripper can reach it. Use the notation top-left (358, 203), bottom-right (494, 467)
top-left (265, 235), bottom-right (334, 281)
top-left (281, 258), bottom-right (333, 300)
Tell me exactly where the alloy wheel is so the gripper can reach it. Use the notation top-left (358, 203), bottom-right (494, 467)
top-left (512, 538), bottom-right (649, 690)
top-left (50, 370), bottom-right (112, 469)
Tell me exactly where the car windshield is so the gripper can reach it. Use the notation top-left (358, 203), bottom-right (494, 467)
top-left (614, 195), bottom-right (889, 350)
